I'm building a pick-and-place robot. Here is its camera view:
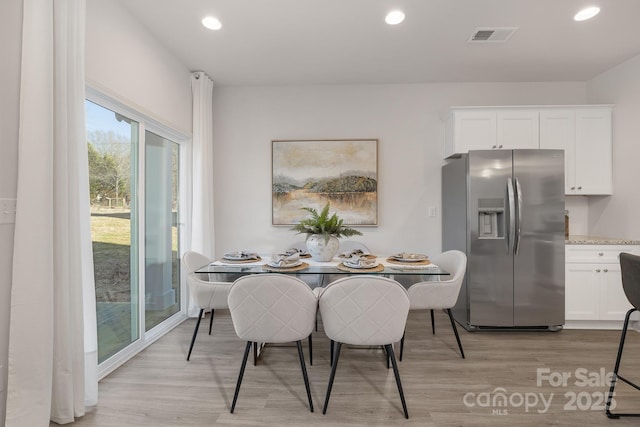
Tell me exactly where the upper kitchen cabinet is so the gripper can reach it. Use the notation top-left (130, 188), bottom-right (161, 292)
top-left (540, 106), bottom-right (613, 195)
top-left (444, 107), bottom-right (539, 159)
top-left (497, 109), bottom-right (539, 150)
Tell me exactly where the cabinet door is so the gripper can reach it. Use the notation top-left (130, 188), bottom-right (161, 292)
top-left (540, 109), bottom-right (576, 193)
top-left (454, 110), bottom-right (497, 153)
top-left (575, 108), bottom-right (612, 195)
top-left (565, 263), bottom-right (599, 320)
top-left (497, 110), bottom-right (539, 150)
top-left (599, 264), bottom-right (633, 320)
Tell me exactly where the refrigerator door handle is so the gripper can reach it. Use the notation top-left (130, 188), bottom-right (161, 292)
top-left (514, 177), bottom-right (523, 255)
top-left (507, 178), bottom-right (516, 255)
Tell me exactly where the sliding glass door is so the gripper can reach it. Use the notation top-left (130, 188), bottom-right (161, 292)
top-left (86, 100), bottom-right (140, 363)
top-left (145, 131), bottom-right (181, 331)
top-left (86, 95), bottom-right (185, 370)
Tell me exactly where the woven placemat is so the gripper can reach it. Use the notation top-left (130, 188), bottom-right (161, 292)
top-left (218, 256), bottom-right (262, 264)
top-left (385, 257), bottom-right (431, 266)
top-left (336, 262), bottom-right (385, 273)
top-left (262, 262), bottom-right (309, 272)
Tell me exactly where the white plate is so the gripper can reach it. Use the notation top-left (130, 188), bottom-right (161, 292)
top-left (223, 251), bottom-right (259, 261)
top-left (268, 260), bottom-right (302, 268)
top-left (343, 261), bottom-right (379, 269)
top-left (391, 253), bottom-right (428, 262)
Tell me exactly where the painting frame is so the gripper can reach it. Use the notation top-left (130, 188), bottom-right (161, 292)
top-left (272, 139), bottom-right (378, 226)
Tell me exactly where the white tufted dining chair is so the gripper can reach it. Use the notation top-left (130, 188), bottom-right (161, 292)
top-left (228, 274), bottom-right (317, 413)
top-left (182, 251), bottom-right (232, 361)
top-left (400, 250), bottom-right (467, 360)
top-left (319, 276), bottom-right (410, 419)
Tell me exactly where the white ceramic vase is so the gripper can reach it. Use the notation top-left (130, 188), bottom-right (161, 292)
top-left (306, 235), bottom-right (339, 262)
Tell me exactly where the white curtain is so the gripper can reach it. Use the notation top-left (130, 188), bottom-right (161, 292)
top-left (7, 0), bottom-right (97, 425)
top-left (188, 72), bottom-right (216, 315)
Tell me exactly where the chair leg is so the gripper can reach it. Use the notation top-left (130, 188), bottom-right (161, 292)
top-left (385, 344), bottom-right (409, 419)
top-left (187, 309), bottom-right (204, 361)
top-left (322, 342), bottom-right (342, 414)
top-left (230, 341), bottom-right (253, 414)
top-left (253, 342), bottom-right (258, 366)
top-left (399, 331), bottom-right (405, 362)
top-left (330, 340), bottom-right (334, 366)
top-left (606, 308), bottom-right (640, 418)
top-left (208, 309), bottom-right (215, 335)
top-left (447, 309), bottom-right (465, 359)
top-left (382, 345), bottom-right (390, 369)
top-left (296, 341), bottom-right (314, 412)
top-left (431, 309), bottom-right (436, 334)
top-left (308, 334), bottom-right (313, 366)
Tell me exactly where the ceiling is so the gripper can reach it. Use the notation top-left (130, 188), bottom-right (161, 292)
top-left (117, 0), bottom-right (640, 87)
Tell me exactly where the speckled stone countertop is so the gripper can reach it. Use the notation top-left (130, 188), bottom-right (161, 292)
top-left (565, 235), bottom-right (640, 245)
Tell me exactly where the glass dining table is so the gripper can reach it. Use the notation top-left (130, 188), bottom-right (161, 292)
top-left (194, 256), bottom-right (450, 288)
top-left (195, 255), bottom-right (449, 359)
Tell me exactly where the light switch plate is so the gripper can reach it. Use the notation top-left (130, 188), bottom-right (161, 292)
top-left (428, 207), bottom-right (437, 217)
top-left (0, 198), bottom-right (17, 224)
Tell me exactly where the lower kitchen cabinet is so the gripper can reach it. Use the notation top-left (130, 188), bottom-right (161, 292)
top-left (565, 244), bottom-right (640, 329)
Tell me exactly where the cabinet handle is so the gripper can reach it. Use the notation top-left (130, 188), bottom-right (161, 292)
top-left (595, 269), bottom-right (601, 272)
top-left (492, 145), bottom-right (497, 149)
top-left (599, 253), bottom-right (604, 256)
top-left (603, 268), bottom-right (608, 273)
top-left (498, 144), bottom-right (503, 148)
top-left (570, 186), bottom-right (576, 190)
top-left (577, 186), bottom-right (582, 190)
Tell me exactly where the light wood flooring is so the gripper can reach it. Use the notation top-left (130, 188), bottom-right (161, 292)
top-left (65, 310), bottom-right (640, 426)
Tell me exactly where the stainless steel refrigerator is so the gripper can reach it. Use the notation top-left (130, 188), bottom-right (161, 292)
top-left (443, 150), bottom-right (565, 331)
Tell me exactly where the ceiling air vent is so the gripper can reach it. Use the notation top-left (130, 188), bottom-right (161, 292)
top-left (468, 27), bottom-right (518, 43)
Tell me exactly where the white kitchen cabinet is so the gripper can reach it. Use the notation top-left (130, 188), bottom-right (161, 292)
top-left (565, 244), bottom-right (639, 329)
top-left (444, 108), bottom-right (538, 158)
top-left (565, 262), bottom-right (599, 320)
top-left (539, 109), bottom-right (575, 193)
top-left (539, 106), bottom-right (613, 195)
top-left (497, 110), bottom-right (539, 150)
top-left (444, 110), bottom-right (496, 158)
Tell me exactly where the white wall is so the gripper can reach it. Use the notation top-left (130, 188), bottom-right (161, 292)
top-left (587, 53), bottom-right (640, 240)
top-left (0, 0), bottom-right (22, 422)
top-left (85, 0), bottom-right (192, 135)
top-left (212, 82), bottom-right (586, 257)
top-left (565, 196), bottom-right (589, 236)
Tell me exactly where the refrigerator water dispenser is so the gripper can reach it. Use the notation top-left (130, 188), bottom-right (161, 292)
top-left (477, 198), bottom-right (504, 239)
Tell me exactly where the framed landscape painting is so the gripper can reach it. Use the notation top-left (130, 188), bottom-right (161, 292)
top-left (272, 139), bottom-right (378, 226)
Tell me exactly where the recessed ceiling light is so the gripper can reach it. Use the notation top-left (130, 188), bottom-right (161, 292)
top-left (574, 6), bottom-right (600, 21)
top-left (202, 16), bottom-right (222, 30)
top-left (385, 10), bottom-right (405, 25)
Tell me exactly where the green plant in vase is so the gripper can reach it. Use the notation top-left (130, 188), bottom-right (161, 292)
top-left (291, 203), bottom-right (362, 261)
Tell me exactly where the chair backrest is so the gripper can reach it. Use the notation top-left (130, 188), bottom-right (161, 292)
top-left (407, 250), bottom-right (467, 310)
top-left (183, 251), bottom-right (211, 273)
top-left (228, 274), bottom-right (317, 343)
top-left (430, 250), bottom-right (467, 284)
top-left (338, 240), bottom-right (371, 254)
top-left (187, 274), bottom-right (231, 310)
top-left (620, 252), bottom-right (640, 310)
top-left (319, 276), bottom-right (409, 345)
